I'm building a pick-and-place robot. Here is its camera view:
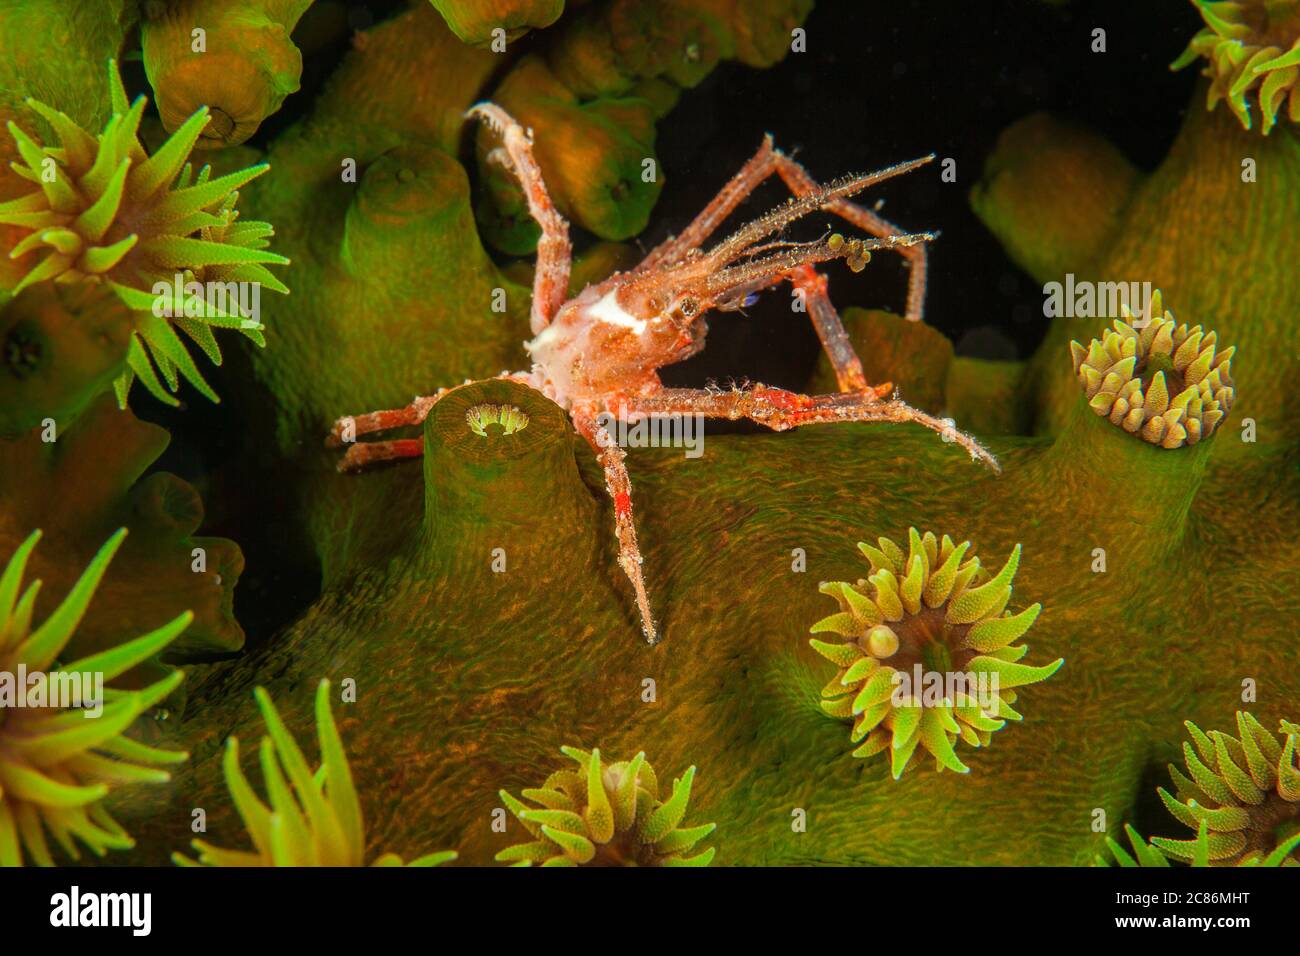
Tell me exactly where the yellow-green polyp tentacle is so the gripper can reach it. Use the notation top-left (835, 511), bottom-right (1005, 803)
top-left (1172, 0), bottom-right (1300, 134)
top-left (809, 527), bottom-right (1062, 779)
top-left (1141, 711), bottom-right (1300, 866)
top-left (0, 530), bottom-right (192, 866)
top-left (495, 745), bottom-right (716, 866)
top-left (170, 679), bottom-right (455, 867)
top-left (0, 59), bottom-right (289, 408)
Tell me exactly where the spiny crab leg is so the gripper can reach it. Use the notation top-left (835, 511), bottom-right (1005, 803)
top-left (789, 264), bottom-right (869, 392)
top-left (327, 393), bottom-right (444, 471)
top-left (327, 373), bottom-right (536, 471)
top-left (636, 134), bottom-right (933, 323)
top-left (333, 438), bottom-right (425, 471)
top-left (466, 102), bottom-right (572, 334)
top-left (620, 386), bottom-right (1001, 473)
top-left (573, 414), bottom-right (658, 645)
top-left (772, 149), bottom-right (931, 325)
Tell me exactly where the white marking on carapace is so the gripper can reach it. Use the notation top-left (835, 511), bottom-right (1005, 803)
top-left (588, 288), bottom-right (647, 335)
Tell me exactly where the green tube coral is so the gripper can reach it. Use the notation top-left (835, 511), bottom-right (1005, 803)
top-left (0, 60), bottom-right (287, 406)
top-left (545, 0), bottom-right (729, 97)
top-left (429, 0), bottom-right (565, 46)
top-left (174, 680), bottom-right (457, 867)
top-left (811, 528), bottom-right (1062, 778)
top-left (0, 282), bottom-right (133, 435)
top-left (0, 394), bottom-right (245, 666)
top-left (141, 0), bottom-right (314, 148)
top-left (477, 55), bottom-right (661, 247)
top-left (474, 0), bottom-right (813, 249)
top-left (30, 1), bottom-right (1291, 873)
top-left (496, 746), bottom-right (716, 866)
top-left (0, 529), bottom-right (191, 867)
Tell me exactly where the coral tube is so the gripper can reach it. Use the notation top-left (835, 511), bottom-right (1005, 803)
top-left (141, 0), bottom-right (314, 148)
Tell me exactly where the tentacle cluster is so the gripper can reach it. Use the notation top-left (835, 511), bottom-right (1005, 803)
top-left (1172, 0), bottom-right (1300, 134)
top-left (1151, 712), bottom-right (1300, 866)
top-left (1102, 818), bottom-right (1300, 867)
top-left (0, 530), bottom-right (191, 866)
top-left (811, 528), bottom-right (1062, 778)
top-left (496, 746), bottom-right (716, 866)
top-left (466, 402), bottom-right (530, 437)
top-left (174, 680), bottom-right (455, 867)
top-left (1070, 291), bottom-right (1235, 448)
top-left (0, 60), bottom-right (287, 405)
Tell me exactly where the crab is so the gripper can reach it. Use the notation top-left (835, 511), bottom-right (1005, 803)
top-left (327, 103), bottom-right (998, 646)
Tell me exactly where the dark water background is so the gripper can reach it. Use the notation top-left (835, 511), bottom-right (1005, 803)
top-left (133, 0), bottom-right (1204, 650)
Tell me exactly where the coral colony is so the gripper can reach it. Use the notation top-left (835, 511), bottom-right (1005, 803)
top-left (0, 0), bottom-right (1297, 878)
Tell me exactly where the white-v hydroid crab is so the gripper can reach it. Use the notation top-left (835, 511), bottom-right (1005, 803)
top-left (328, 103), bottom-right (997, 645)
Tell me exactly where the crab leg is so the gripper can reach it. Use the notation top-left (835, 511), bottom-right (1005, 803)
top-left (789, 264), bottom-right (869, 392)
top-left (619, 386), bottom-right (1000, 472)
top-left (637, 135), bottom-right (933, 323)
top-left (772, 151), bottom-right (930, 325)
top-left (467, 103), bottom-right (572, 334)
top-left (573, 414), bottom-right (658, 645)
top-left (327, 392), bottom-right (442, 454)
top-left (334, 438), bottom-right (425, 471)
top-left (637, 136), bottom-right (782, 273)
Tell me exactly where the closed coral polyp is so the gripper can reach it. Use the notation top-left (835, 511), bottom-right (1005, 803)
top-left (1070, 290), bottom-right (1235, 448)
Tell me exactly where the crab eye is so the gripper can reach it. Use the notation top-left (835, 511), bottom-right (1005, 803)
top-left (678, 297), bottom-right (699, 318)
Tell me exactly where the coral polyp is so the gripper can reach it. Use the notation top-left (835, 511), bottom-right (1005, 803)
top-left (0, 529), bottom-right (192, 867)
top-left (465, 402), bottom-right (530, 436)
top-left (810, 529), bottom-right (1062, 778)
top-left (0, 60), bottom-right (287, 405)
top-left (1172, 0), bottom-right (1300, 134)
top-left (173, 680), bottom-right (456, 867)
top-left (496, 746), bottom-right (716, 866)
top-left (1101, 820), bottom-right (1300, 867)
top-left (1100, 824), bottom-right (1177, 867)
top-left (1151, 712), bottom-right (1300, 866)
top-left (1069, 291), bottom-right (1235, 448)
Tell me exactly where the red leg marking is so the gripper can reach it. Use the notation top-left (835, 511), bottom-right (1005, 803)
top-left (574, 414), bottom-right (658, 644)
top-left (622, 386), bottom-right (999, 472)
